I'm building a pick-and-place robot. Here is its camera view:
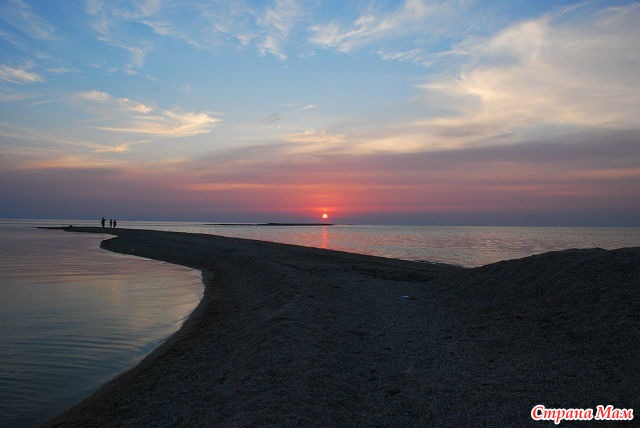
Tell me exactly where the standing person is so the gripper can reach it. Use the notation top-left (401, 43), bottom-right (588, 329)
top-left (101, 217), bottom-right (106, 228)
top-left (113, 219), bottom-right (117, 228)
top-left (109, 219), bottom-right (113, 228)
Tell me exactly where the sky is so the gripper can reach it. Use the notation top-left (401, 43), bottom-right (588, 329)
top-left (1, 0), bottom-right (639, 225)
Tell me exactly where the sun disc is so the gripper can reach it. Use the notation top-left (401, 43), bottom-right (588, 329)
top-left (322, 213), bottom-right (329, 220)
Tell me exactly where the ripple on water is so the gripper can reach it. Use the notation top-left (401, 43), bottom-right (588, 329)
top-left (0, 226), bottom-right (203, 428)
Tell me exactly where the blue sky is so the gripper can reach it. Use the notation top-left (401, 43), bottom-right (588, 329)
top-left (1, 0), bottom-right (639, 225)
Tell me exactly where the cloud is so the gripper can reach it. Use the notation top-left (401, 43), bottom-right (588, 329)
top-left (309, 0), bottom-right (464, 53)
top-left (0, 65), bottom-right (43, 84)
top-left (76, 90), bottom-right (112, 102)
top-left (281, 129), bottom-right (345, 145)
top-left (377, 48), bottom-right (430, 65)
top-left (83, 0), bottom-right (158, 72)
top-left (93, 139), bottom-right (151, 153)
top-left (0, 0), bottom-right (55, 40)
top-left (0, 90), bottom-right (38, 102)
top-left (0, 90), bottom-right (221, 170)
top-left (86, 0), bottom-right (305, 61)
top-left (154, 126), bottom-right (640, 223)
top-left (138, 5), bottom-right (237, 51)
top-left (4, 124), bottom-right (638, 224)
top-left (75, 90), bottom-right (221, 137)
top-left (255, 0), bottom-right (303, 60)
top-left (411, 3), bottom-right (640, 149)
top-left (0, 120), bottom-right (149, 159)
top-left (46, 67), bottom-right (80, 74)
top-left (83, 0), bottom-right (325, 62)
top-left (101, 110), bottom-right (219, 137)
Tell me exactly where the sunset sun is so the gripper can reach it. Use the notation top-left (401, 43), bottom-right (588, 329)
top-left (321, 213), bottom-right (329, 220)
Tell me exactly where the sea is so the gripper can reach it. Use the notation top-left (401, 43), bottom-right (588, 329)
top-left (1, 218), bottom-right (640, 427)
top-left (0, 220), bottom-right (203, 427)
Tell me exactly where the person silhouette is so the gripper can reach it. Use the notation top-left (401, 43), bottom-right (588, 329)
top-left (109, 219), bottom-right (113, 228)
top-left (101, 217), bottom-right (106, 228)
top-left (113, 219), bottom-right (117, 228)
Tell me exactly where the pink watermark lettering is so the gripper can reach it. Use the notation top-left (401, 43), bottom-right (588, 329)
top-left (531, 404), bottom-right (633, 424)
top-left (595, 405), bottom-right (634, 421)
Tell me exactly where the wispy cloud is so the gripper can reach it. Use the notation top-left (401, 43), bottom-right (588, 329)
top-left (408, 3), bottom-right (640, 150)
top-left (83, 0), bottom-right (158, 72)
top-left (76, 90), bottom-right (111, 102)
top-left (85, 0), bottom-right (312, 61)
top-left (75, 90), bottom-right (221, 137)
top-left (0, 90), bottom-right (38, 102)
top-left (150, 126), bottom-right (640, 221)
top-left (0, 119), bottom-right (157, 168)
top-left (45, 67), bottom-right (80, 74)
top-left (99, 110), bottom-right (219, 137)
top-left (0, 120), bottom-right (129, 161)
top-left (4, 125), bottom-right (638, 223)
top-left (138, 4), bottom-right (234, 51)
top-left (243, 129), bottom-right (349, 157)
top-left (0, 65), bottom-right (43, 84)
top-left (309, 0), bottom-right (465, 54)
top-left (0, 0), bottom-right (55, 40)
top-left (281, 129), bottom-right (346, 145)
top-left (377, 48), bottom-right (429, 65)
top-left (256, 0), bottom-right (303, 60)
top-left (93, 139), bottom-right (151, 153)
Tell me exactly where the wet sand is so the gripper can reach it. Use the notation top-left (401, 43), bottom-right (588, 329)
top-left (43, 227), bottom-right (639, 426)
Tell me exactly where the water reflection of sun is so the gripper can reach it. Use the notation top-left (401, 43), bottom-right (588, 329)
top-left (321, 226), bottom-right (328, 249)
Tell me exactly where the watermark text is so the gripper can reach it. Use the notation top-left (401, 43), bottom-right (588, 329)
top-left (531, 404), bottom-right (633, 425)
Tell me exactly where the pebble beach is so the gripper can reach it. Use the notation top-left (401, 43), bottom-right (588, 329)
top-left (43, 227), bottom-right (639, 426)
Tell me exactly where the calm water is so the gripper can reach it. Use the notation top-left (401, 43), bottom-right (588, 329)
top-left (122, 221), bottom-right (640, 268)
top-left (2, 219), bottom-right (639, 427)
top-left (0, 223), bottom-right (203, 427)
top-left (12, 219), bottom-right (640, 267)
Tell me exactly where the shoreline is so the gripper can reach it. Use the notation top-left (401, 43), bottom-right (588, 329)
top-left (42, 227), bottom-right (639, 426)
top-left (204, 223), bottom-right (337, 226)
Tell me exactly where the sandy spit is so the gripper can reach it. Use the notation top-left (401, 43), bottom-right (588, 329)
top-left (42, 227), bottom-right (639, 427)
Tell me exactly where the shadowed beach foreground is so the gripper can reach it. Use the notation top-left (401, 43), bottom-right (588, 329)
top-left (43, 227), bottom-right (639, 426)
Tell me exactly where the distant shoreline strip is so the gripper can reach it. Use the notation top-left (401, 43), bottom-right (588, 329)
top-left (204, 223), bottom-right (336, 227)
